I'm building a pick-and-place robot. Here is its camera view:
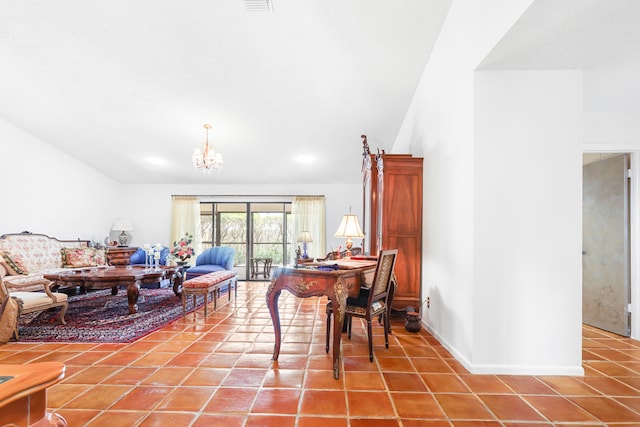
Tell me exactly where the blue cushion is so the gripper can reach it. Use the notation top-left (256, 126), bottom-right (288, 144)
top-left (129, 247), bottom-right (170, 265)
top-left (185, 264), bottom-right (226, 279)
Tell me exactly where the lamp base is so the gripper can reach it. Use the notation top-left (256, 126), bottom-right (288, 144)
top-left (118, 231), bottom-right (128, 247)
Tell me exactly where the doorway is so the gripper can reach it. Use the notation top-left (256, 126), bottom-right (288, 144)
top-left (582, 153), bottom-right (631, 336)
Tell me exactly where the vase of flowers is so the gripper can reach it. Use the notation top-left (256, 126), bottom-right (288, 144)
top-left (171, 233), bottom-right (194, 265)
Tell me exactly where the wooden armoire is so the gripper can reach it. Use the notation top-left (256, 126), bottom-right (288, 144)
top-left (368, 152), bottom-right (423, 312)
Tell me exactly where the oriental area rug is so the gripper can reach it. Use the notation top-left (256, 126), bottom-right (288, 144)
top-left (17, 287), bottom-right (206, 343)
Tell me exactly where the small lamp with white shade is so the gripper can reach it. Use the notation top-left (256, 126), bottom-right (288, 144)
top-left (334, 213), bottom-right (364, 259)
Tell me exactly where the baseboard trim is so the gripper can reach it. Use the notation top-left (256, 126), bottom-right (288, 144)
top-left (421, 320), bottom-right (585, 376)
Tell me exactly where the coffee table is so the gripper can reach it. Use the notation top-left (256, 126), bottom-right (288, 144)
top-left (45, 266), bottom-right (174, 314)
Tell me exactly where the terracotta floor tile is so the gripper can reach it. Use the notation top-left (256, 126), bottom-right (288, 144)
top-left (100, 367), bottom-right (157, 385)
top-left (350, 419), bottom-right (401, 427)
top-left (523, 395), bottom-right (599, 422)
top-left (245, 414), bottom-right (296, 427)
top-left (297, 416), bottom-right (348, 427)
top-left (435, 393), bottom-right (496, 420)
top-left (344, 371), bottom-right (386, 390)
top-left (199, 352), bottom-right (241, 368)
top-left (131, 351), bottom-right (177, 367)
top-left (251, 388), bottom-right (301, 414)
top-left (304, 369), bottom-right (345, 389)
top-left (48, 384), bottom-right (92, 408)
top-left (203, 387), bottom-right (258, 413)
top-left (584, 361), bottom-right (638, 376)
top-left (182, 367), bottom-right (229, 386)
top-left (55, 409), bottom-right (102, 426)
top-left (375, 356), bottom-right (416, 372)
top-left (155, 386), bottom-right (213, 411)
top-left (459, 374), bottom-right (514, 393)
top-left (347, 391), bottom-right (396, 417)
top-left (262, 369), bottom-right (305, 388)
top-left (401, 420), bottom-right (451, 427)
top-left (383, 372), bottom-right (428, 391)
top-left (165, 351), bottom-right (209, 367)
top-left (191, 414), bottom-right (246, 427)
top-left (499, 375), bottom-right (558, 395)
top-left (478, 394), bottom-right (546, 421)
top-left (220, 368), bottom-right (267, 387)
top-left (577, 376), bottom-right (640, 396)
top-left (569, 396), bottom-right (640, 423)
top-left (411, 357), bottom-right (454, 373)
top-left (141, 367), bottom-right (193, 386)
top-left (99, 351), bottom-right (144, 366)
top-left (137, 411), bottom-right (196, 426)
top-left (342, 355), bottom-right (380, 372)
top-left (85, 411), bottom-right (147, 427)
top-left (62, 385), bottom-right (131, 409)
top-left (299, 390), bottom-right (347, 415)
top-left (64, 366), bottom-right (120, 384)
top-left (110, 386), bottom-right (173, 411)
top-left (421, 373), bottom-right (470, 393)
top-left (538, 375), bottom-right (600, 396)
top-left (391, 392), bottom-right (445, 418)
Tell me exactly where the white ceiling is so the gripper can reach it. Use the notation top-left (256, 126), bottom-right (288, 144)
top-left (0, 0), bottom-right (451, 185)
top-left (2, 0), bottom-right (638, 185)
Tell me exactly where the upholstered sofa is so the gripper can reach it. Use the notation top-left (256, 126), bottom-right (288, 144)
top-left (0, 232), bottom-right (101, 292)
top-left (186, 246), bottom-right (235, 280)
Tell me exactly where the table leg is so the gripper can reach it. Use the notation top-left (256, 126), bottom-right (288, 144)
top-left (266, 285), bottom-right (282, 361)
top-left (173, 270), bottom-right (184, 296)
top-left (331, 280), bottom-right (347, 379)
top-left (126, 281), bottom-right (140, 314)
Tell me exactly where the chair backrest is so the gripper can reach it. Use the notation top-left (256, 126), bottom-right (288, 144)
top-left (195, 246), bottom-right (235, 270)
top-left (368, 249), bottom-right (398, 305)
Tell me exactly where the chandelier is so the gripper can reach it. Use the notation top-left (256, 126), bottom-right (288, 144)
top-left (192, 123), bottom-right (223, 173)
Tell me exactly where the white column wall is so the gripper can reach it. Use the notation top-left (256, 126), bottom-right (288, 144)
top-left (473, 70), bottom-right (583, 375)
top-left (394, 0), bottom-right (536, 368)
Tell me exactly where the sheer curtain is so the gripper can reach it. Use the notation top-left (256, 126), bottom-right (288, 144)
top-left (292, 196), bottom-right (326, 259)
top-left (171, 196), bottom-right (202, 258)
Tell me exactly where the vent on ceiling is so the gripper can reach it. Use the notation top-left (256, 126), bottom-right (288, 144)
top-left (244, 0), bottom-right (271, 12)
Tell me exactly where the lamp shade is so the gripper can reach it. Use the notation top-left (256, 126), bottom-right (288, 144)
top-left (334, 214), bottom-right (364, 238)
top-left (111, 218), bottom-right (134, 232)
top-left (297, 231), bottom-right (313, 243)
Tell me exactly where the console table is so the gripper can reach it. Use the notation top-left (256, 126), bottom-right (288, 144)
top-left (0, 362), bottom-right (67, 426)
top-left (266, 260), bottom-right (377, 379)
top-left (106, 246), bottom-right (137, 265)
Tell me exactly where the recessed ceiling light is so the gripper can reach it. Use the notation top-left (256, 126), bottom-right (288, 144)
top-left (146, 157), bottom-right (167, 166)
top-left (295, 154), bottom-right (314, 164)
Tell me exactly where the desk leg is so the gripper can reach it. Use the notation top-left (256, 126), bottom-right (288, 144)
top-left (331, 280), bottom-right (347, 379)
top-left (266, 285), bottom-right (282, 361)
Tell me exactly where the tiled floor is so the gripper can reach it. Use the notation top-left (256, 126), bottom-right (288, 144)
top-left (2, 281), bottom-right (640, 426)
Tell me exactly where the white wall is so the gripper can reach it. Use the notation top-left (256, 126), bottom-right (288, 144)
top-left (0, 117), bottom-right (121, 241)
top-left (393, 0), bottom-right (587, 375)
top-left (473, 70), bottom-right (583, 374)
top-left (120, 183), bottom-right (361, 258)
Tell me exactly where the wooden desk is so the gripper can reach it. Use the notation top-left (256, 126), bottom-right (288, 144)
top-left (0, 362), bottom-right (67, 426)
top-left (266, 260), bottom-right (377, 379)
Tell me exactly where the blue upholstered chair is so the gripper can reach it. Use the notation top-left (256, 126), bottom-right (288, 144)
top-left (129, 247), bottom-right (171, 266)
top-left (186, 246), bottom-right (235, 280)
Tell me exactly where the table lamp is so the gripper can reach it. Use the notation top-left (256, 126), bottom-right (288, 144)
top-left (112, 218), bottom-right (134, 247)
top-left (334, 213), bottom-right (364, 259)
top-left (297, 231), bottom-right (313, 259)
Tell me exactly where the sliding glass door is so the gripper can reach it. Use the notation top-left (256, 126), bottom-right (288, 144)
top-left (200, 202), bottom-right (292, 280)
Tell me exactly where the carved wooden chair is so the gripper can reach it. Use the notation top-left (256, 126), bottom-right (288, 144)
top-left (0, 267), bottom-right (68, 339)
top-left (325, 249), bottom-right (398, 361)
